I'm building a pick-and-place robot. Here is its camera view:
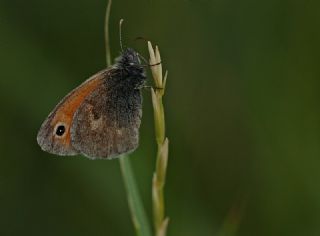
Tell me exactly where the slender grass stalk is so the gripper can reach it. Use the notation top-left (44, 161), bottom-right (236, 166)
top-left (104, 0), bottom-right (112, 66)
top-left (104, 2), bottom-right (152, 236)
top-left (148, 42), bottom-right (170, 236)
top-left (119, 157), bottom-right (152, 236)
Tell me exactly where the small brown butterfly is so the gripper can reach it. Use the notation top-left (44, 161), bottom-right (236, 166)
top-left (37, 48), bottom-right (146, 159)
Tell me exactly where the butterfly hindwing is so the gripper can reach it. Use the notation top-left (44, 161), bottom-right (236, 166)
top-left (70, 75), bottom-right (143, 159)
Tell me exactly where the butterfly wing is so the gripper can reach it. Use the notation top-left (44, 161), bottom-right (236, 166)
top-left (37, 69), bottom-right (108, 156)
top-left (70, 76), bottom-right (143, 159)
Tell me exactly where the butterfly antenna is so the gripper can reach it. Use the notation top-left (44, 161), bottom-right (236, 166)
top-left (119, 19), bottom-right (124, 52)
top-left (134, 36), bottom-right (162, 66)
top-left (137, 53), bottom-right (149, 65)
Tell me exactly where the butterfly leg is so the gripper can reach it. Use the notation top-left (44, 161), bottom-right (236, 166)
top-left (142, 85), bottom-right (164, 91)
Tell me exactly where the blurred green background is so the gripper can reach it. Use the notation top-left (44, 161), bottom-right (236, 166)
top-left (1, 0), bottom-right (320, 235)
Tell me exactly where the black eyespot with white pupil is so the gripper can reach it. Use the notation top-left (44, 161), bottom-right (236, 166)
top-left (55, 125), bottom-right (65, 136)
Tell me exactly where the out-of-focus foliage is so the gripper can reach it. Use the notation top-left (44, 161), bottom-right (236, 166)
top-left (0, 0), bottom-right (319, 235)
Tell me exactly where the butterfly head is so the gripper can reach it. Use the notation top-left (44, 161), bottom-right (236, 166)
top-left (115, 48), bottom-right (145, 75)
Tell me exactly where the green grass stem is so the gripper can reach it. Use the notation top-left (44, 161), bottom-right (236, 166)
top-left (104, 2), bottom-right (152, 236)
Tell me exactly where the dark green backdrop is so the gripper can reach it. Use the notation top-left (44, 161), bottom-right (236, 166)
top-left (1, 0), bottom-right (319, 235)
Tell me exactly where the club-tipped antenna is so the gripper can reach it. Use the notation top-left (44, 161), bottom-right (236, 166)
top-left (119, 19), bottom-right (124, 51)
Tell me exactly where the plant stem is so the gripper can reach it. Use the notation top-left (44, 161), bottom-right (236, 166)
top-left (104, 2), bottom-right (152, 236)
top-left (104, 0), bottom-right (112, 66)
top-left (120, 157), bottom-right (152, 236)
top-left (148, 42), bottom-right (170, 236)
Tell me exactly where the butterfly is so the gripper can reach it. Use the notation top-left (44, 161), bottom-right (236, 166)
top-left (37, 48), bottom-right (146, 159)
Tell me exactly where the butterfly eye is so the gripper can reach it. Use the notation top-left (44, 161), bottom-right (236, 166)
top-left (55, 124), bottom-right (66, 136)
top-left (128, 55), bottom-right (134, 61)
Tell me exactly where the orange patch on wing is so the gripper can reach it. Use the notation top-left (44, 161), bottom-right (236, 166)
top-left (50, 76), bottom-right (104, 146)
